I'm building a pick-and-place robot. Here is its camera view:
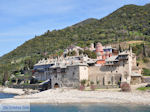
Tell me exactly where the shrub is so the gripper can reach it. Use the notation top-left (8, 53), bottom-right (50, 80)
top-left (118, 81), bottom-right (121, 86)
top-left (143, 57), bottom-right (149, 63)
top-left (83, 50), bottom-right (97, 59)
top-left (90, 85), bottom-right (95, 91)
top-left (90, 81), bottom-right (94, 85)
top-left (120, 82), bottom-right (131, 92)
top-left (137, 87), bottom-right (150, 91)
top-left (108, 81), bottom-right (111, 85)
top-left (142, 68), bottom-right (150, 76)
top-left (79, 85), bottom-right (85, 91)
top-left (96, 81), bottom-right (99, 85)
top-left (81, 80), bottom-right (86, 86)
top-left (87, 83), bottom-right (90, 87)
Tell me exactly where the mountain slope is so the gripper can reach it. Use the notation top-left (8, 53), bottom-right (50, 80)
top-left (0, 4), bottom-right (150, 78)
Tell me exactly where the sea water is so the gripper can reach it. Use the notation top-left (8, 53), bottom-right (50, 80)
top-left (31, 104), bottom-right (150, 112)
top-left (0, 93), bottom-right (17, 99)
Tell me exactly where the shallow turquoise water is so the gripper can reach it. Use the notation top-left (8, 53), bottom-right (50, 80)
top-left (0, 92), bottom-right (17, 99)
top-left (31, 104), bottom-right (150, 112)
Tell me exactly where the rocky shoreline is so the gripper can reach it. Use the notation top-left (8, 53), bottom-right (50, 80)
top-left (0, 87), bottom-right (39, 95)
top-left (0, 87), bottom-right (25, 95)
top-left (0, 87), bottom-right (150, 105)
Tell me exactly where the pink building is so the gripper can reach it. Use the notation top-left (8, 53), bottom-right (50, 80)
top-left (95, 42), bottom-right (113, 65)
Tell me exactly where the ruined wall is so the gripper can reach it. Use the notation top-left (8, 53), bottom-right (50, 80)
top-left (88, 66), bottom-right (122, 85)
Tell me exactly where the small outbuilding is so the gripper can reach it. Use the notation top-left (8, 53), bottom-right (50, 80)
top-left (131, 72), bottom-right (142, 85)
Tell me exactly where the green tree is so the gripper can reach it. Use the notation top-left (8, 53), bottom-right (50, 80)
top-left (83, 50), bottom-right (97, 59)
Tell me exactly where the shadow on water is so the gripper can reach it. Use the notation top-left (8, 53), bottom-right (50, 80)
top-left (31, 104), bottom-right (150, 112)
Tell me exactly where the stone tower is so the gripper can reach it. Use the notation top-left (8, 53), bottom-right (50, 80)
top-left (96, 42), bottom-right (104, 59)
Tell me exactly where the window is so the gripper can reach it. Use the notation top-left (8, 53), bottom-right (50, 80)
top-left (73, 72), bottom-right (75, 76)
top-left (62, 74), bottom-right (65, 78)
top-left (61, 68), bottom-right (66, 73)
top-left (55, 74), bottom-right (57, 78)
top-left (53, 69), bottom-right (57, 73)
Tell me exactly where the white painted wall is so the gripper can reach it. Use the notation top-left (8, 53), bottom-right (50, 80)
top-left (79, 66), bottom-right (88, 81)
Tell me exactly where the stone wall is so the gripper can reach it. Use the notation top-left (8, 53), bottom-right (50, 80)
top-left (88, 55), bottom-right (132, 85)
top-left (88, 66), bottom-right (122, 86)
top-left (8, 84), bottom-right (39, 90)
top-left (44, 65), bottom-right (83, 88)
top-left (131, 76), bottom-right (142, 85)
top-left (62, 66), bottom-right (80, 88)
top-left (142, 76), bottom-right (150, 83)
top-left (34, 72), bottom-right (45, 81)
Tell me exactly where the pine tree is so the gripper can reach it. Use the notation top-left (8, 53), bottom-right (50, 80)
top-left (119, 44), bottom-right (122, 52)
top-left (142, 43), bottom-right (146, 57)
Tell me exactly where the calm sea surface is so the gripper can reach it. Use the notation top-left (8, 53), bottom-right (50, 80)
top-left (0, 92), bottom-right (17, 99)
top-left (31, 104), bottom-right (150, 112)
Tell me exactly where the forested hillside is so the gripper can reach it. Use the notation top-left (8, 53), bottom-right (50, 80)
top-left (0, 4), bottom-right (150, 83)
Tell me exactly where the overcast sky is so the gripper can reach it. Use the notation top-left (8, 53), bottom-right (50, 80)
top-left (0, 0), bottom-right (150, 56)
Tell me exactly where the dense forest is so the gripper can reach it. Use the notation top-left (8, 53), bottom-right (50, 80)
top-left (0, 4), bottom-right (150, 84)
